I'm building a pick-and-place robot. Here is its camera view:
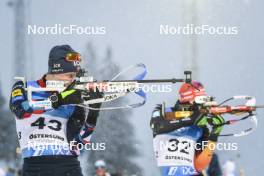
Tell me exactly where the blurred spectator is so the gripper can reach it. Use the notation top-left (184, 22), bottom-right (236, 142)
top-left (95, 160), bottom-right (111, 176)
top-left (5, 167), bottom-right (15, 176)
top-left (223, 160), bottom-right (236, 176)
top-left (16, 169), bottom-right (22, 176)
top-left (0, 167), bottom-right (5, 176)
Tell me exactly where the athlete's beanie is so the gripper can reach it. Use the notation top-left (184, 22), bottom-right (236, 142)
top-left (48, 45), bottom-right (80, 74)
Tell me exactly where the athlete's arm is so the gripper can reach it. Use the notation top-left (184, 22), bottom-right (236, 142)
top-left (74, 89), bottom-right (103, 144)
top-left (9, 81), bottom-right (33, 119)
top-left (194, 115), bottom-right (225, 172)
top-left (66, 106), bottom-right (86, 142)
top-left (194, 140), bottom-right (216, 172)
top-left (75, 108), bottom-right (100, 144)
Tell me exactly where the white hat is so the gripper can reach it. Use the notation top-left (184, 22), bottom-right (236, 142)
top-left (95, 160), bottom-right (106, 168)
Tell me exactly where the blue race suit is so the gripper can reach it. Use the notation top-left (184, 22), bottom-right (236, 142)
top-left (151, 104), bottom-right (207, 176)
top-left (9, 77), bottom-right (100, 176)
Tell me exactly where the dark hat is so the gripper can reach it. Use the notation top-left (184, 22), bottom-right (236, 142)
top-left (48, 45), bottom-right (80, 74)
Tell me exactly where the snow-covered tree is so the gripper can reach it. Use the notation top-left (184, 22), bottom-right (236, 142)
top-left (0, 83), bottom-right (18, 161)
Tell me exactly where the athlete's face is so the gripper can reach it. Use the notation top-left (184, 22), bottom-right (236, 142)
top-left (95, 167), bottom-right (106, 176)
top-left (53, 72), bottom-right (76, 86)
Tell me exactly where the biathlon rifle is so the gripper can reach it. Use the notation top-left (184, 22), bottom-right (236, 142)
top-left (164, 95), bottom-right (264, 137)
top-left (15, 63), bottom-right (192, 110)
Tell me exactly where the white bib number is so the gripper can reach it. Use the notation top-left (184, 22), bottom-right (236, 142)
top-left (153, 134), bottom-right (195, 167)
top-left (16, 114), bottom-right (69, 152)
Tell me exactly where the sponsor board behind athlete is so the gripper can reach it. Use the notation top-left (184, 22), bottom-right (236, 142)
top-left (9, 45), bottom-right (103, 176)
top-left (150, 81), bottom-right (225, 176)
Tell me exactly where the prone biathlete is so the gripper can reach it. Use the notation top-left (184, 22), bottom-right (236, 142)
top-left (150, 81), bottom-right (225, 176)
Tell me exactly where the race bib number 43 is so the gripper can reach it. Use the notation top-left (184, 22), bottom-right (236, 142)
top-left (16, 114), bottom-right (68, 149)
top-left (153, 135), bottom-right (195, 167)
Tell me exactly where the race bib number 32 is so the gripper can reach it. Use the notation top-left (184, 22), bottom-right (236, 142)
top-left (153, 135), bottom-right (195, 167)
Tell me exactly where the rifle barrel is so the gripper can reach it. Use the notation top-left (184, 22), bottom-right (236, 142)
top-left (255, 105), bottom-right (264, 108)
top-left (110, 79), bottom-right (185, 83)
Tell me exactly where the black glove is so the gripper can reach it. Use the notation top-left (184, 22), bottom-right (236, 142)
top-left (85, 88), bottom-right (104, 123)
top-left (50, 89), bottom-right (82, 109)
top-left (83, 88), bottom-right (104, 109)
